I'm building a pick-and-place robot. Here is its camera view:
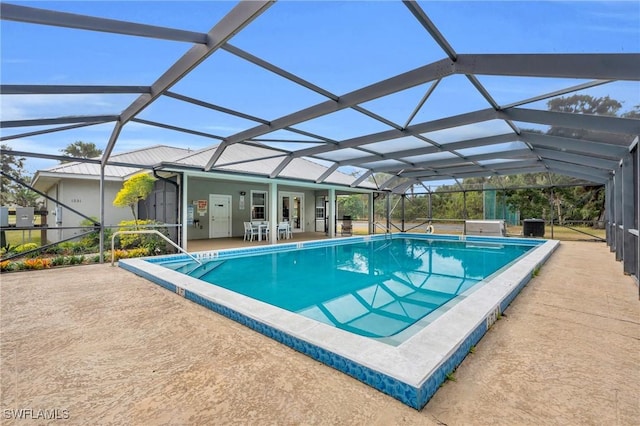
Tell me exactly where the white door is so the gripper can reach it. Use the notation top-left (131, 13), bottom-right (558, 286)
top-left (279, 192), bottom-right (304, 233)
top-left (209, 194), bottom-right (232, 238)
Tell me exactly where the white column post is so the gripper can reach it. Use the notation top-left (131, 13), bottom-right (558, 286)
top-left (181, 174), bottom-right (189, 251)
top-left (328, 188), bottom-right (336, 238)
top-left (269, 182), bottom-right (277, 243)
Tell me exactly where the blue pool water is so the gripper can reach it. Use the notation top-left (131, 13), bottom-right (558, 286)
top-left (155, 238), bottom-right (535, 339)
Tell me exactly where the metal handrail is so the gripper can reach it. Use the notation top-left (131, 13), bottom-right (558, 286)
top-left (111, 230), bottom-right (201, 266)
top-left (374, 222), bottom-right (392, 238)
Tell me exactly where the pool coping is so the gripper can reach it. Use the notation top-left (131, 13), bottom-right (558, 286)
top-left (119, 233), bottom-right (559, 409)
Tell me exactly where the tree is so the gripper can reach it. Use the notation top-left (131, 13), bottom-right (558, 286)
top-left (503, 95), bottom-right (635, 224)
top-left (12, 175), bottom-right (41, 208)
top-left (547, 94), bottom-right (629, 143)
top-left (1, 144), bottom-right (28, 205)
top-left (113, 173), bottom-right (156, 227)
top-left (547, 94), bottom-right (621, 116)
top-left (622, 105), bottom-right (640, 119)
top-left (59, 141), bottom-right (102, 162)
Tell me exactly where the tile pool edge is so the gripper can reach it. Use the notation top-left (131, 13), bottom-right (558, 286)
top-left (119, 235), bottom-right (559, 410)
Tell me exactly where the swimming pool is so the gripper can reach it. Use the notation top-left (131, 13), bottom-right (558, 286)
top-left (157, 238), bottom-right (534, 343)
top-left (119, 233), bottom-right (558, 409)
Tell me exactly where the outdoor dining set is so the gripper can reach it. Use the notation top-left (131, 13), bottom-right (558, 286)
top-left (243, 221), bottom-right (292, 242)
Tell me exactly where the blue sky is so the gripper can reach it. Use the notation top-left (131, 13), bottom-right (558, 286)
top-left (1, 0), bottom-right (639, 176)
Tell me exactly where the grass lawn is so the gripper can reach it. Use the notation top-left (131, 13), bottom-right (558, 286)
top-left (2, 230), bottom-right (42, 247)
top-left (507, 225), bottom-right (605, 241)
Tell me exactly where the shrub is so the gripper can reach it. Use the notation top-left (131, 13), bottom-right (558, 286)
top-left (111, 249), bottom-right (129, 261)
top-left (0, 260), bottom-right (13, 272)
top-left (51, 256), bottom-right (66, 267)
top-left (116, 220), bottom-right (169, 252)
top-left (23, 258), bottom-right (52, 270)
top-left (111, 247), bottom-right (150, 261)
top-left (15, 243), bottom-right (39, 253)
top-left (59, 241), bottom-right (85, 255)
top-left (79, 217), bottom-right (113, 251)
top-left (127, 247), bottom-right (150, 258)
top-left (43, 245), bottom-right (64, 255)
top-left (67, 255), bottom-right (85, 265)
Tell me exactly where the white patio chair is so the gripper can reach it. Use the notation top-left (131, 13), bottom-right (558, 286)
top-left (278, 221), bottom-right (292, 239)
top-left (244, 222), bottom-right (258, 241)
top-left (260, 222), bottom-right (270, 241)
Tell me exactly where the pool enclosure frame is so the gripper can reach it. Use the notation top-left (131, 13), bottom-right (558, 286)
top-left (0, 1), bottom-right (638, 284)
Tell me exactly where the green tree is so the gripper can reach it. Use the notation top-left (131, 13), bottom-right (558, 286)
top-left (337, 194), bottom-right (367, 220)
top-left (59, 141), bottom-right (102, 162)
top-left (1, 144), bottom-right (28, 205)
top-left (113, 173), bottom-right (156, 227)
top-left (622, 105), bottom-right (640, 119)
top-left (503, 95), bottom-right (635, 224)
top-left (547, 94), bottom-right (631, 144)
top-left (547, 94), bottom-right (621, 116)
top-left (12, 175), bottom-right (40, 207)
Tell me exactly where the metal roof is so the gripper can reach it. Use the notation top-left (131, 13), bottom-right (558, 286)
top-left (33, 142), bottom-right (375, 190)
top-left (2, 1), bottom-right (639, 193)
top-left (42, 145), bottom-right (191, 177)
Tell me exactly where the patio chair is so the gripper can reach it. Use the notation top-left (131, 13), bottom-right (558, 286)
top-left (244, 222), bottom-right (258, 241)
top-left (278, 221), bottom-right (292, 240)
top-left (341, 215), bottom-right (352, 236)
top-left (260, 222), bottom-right (270, 241)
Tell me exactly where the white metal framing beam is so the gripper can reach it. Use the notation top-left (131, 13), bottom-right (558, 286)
top-left (1, 1), bottom-right (637, 195)
top-left (204, 58), bottom-right (457, 169)
top-left (0, 3), bottom-right (208, 43)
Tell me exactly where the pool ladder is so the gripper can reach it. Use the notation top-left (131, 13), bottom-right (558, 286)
top-left (374, 222), bottom-right (392, 239)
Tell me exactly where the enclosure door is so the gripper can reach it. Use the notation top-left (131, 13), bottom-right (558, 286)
top-left (209, 194), bottom-right (232, 238)
top-left (279, 192), bottom-right (304, 233)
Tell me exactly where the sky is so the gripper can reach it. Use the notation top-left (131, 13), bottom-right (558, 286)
top-left (1, 0), bottom-right (639, 177)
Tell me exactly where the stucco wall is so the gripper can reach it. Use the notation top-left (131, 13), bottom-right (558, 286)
top-left (44, 179), bottom-right (130, 243)
top-left (186, 177), bottom-right (320, 240)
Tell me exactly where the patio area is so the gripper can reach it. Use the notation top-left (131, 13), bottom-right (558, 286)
top-left (186, 231), bottom-right (332, 252)
top-left (1, 240), bottom-right (638, 424)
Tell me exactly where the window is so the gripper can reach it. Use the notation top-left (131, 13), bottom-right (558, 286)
top-left (315, 196), bottom-right (325, 219)
top-left (251, 191), bottom-right (267, 220)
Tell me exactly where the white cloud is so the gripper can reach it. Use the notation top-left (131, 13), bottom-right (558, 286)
top-left (0, 94), bottom-right (126, 121)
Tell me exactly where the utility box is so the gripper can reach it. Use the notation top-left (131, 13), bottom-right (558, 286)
top-left (15, 207), bottom-right (34, 228)
top-left (0, 206), bottom-right (8, 228)
top-left (465, 220), bottom-right (506, 237)
top-left (523, 219), bottom-right (545, 237)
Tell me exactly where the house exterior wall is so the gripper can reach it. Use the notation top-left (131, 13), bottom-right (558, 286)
top-left (44, 178), bottom-right (130, 243)
top-left (186, 177), bottom-right (320, 240)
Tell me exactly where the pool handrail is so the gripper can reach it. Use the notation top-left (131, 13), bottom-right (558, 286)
top-left (374, 222), bottom-right (392, 238)
top-left (111, 230), bottom-right (201, 266)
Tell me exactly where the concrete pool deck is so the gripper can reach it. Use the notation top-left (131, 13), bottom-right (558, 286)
top-left (1, 241), bottom-right (638, 424)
